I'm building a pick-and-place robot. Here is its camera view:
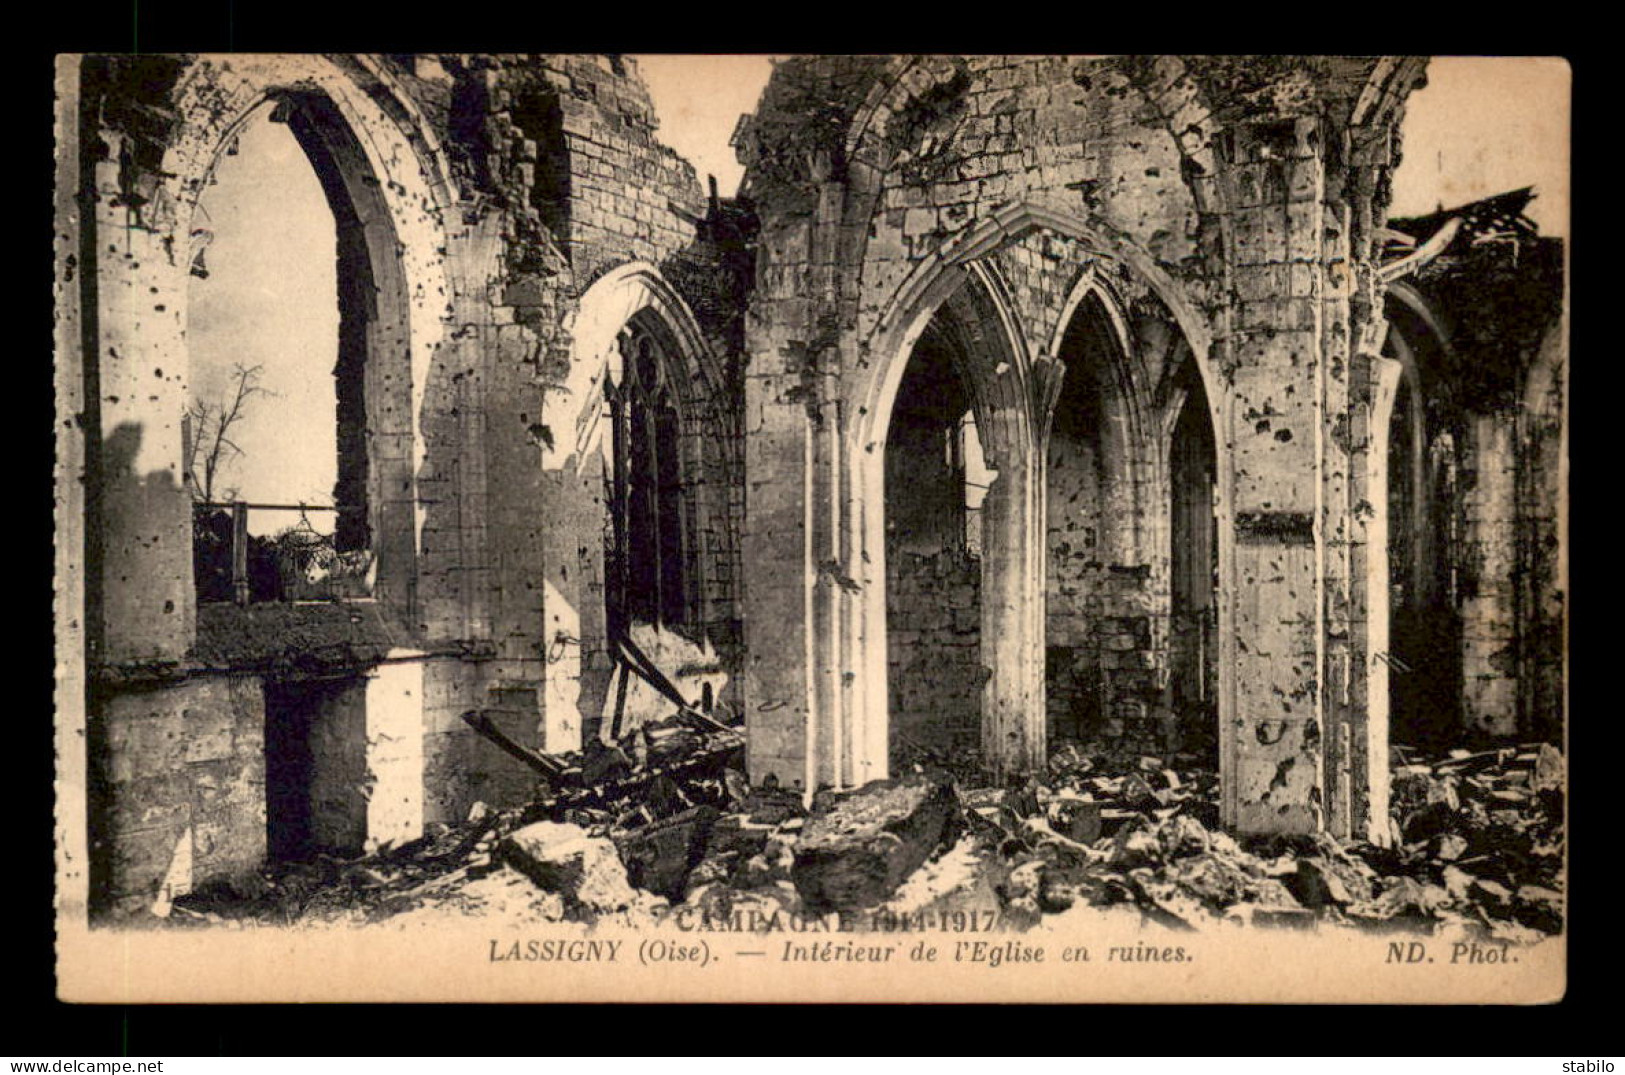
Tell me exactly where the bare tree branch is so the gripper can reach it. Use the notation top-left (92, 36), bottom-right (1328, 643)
top-left (187, 363), bottom-right (273, 501)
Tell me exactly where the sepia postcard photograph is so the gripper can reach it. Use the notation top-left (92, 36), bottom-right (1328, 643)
top-left (50, 52), bottom-right (1570, 1005)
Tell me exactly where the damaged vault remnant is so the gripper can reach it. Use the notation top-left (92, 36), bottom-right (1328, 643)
top-left (732, 55), bottom-right (1459, 844)
top-left (55, 54), bottom-right (1565, 929)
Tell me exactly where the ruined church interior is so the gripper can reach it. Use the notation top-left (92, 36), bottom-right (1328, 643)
top-left (53, 54), bottom-right (1566, 936)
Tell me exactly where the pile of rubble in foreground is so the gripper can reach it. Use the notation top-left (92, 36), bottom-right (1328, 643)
top-left (968, 740), bottom-right (1564, 940)
top-left (167, 730), bottom-right (1565, 941)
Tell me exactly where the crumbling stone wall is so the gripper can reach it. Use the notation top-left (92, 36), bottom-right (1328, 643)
top-left (738, 55), bottom-right (1425, 843)
top-left (456, 55), bottom-right (744, 762)
top-left (882, 339), bottom-right (985, 757)
top-left (1387, 222), bottom-right (1565, 743)
top-left (1458, 415), bottom-right (1520, 736)
top-left (61, 54), bottom-right (474, 916)
top-left (1452, 357), bottom-right (1565, 743)
top-left (1040, 287), bottom-right (1180, 752)
top-left (887, 549), bottom-right (983, 758)
top-left (1045, 378), bottom-right (1109, 744)
top-left (59, 53), bottom-right (749, 917)
top-left (736, 55), bottom-right (1225, 789)
top-left (61, 53), bottom-right (1568, 911)
top-left (90, 676), bottom-right (265, 916)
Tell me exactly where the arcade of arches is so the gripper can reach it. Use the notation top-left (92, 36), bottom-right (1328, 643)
top-left (56, 54), bottom-right (1566, 918)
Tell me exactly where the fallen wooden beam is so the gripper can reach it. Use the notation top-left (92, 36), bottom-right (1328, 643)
top-left (676, 703), bottom-right (745, 739)
top-left (518, 741), bottom-right (744, 824)
top-left (461, 710), bottom-right (569, 780)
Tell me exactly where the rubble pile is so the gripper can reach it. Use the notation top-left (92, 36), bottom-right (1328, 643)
top-left (165, 714), bottom-right (1564, 942)
top-left (963, 740), bottom-right (1565, 940)
top-left (166, 706), bottom-right (749, 926)
top-left (1372, 742), bottom-right (1566, 938)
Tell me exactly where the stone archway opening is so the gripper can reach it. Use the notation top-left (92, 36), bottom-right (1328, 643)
top-left (883, 311), bottom-right (992, 768)
top-left (593, 306), bottom-right (731, 740)
top-left (1381, 317), bottom-right (1460, 749)
top-left (183, 87), bottom-right (418, 612)
top-left (1043, 290), bottom-right (1160, 752)
top-left (72, 56), bottom-right (453, 918)
top-left (1168, 361), bottom-right (1219, 761)
top-left (842, 257), bottom-right (1047, 790)
top-left (182, 88), bottom-right (423, 864)
top-left (547, 272), bottom-right (735, 752)
top-left (186, 98), bottom-right (352, 603)
top-left (605, 310), bottom-right (694, 640)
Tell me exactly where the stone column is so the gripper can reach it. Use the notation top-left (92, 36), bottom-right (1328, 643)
top-left (1360, 354), bottom-right (1405, 842)
top-left (1460, 413), bottom-right (1520, 737)
top-left (364, 653), bottom-right (427, 851)
top-left (740, 206), bottom-right (827, 790)
top-left (84, 115), bottom-right (195, 667)
top-left (978, 364), bottom-right (1051, 781)
top-left (1214, 111), bottom-right (1398, 842)
top-left (54, 54), bottom-right (91, 923)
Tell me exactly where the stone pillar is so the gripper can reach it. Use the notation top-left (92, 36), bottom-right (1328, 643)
top-left (97, 677), bottom-right (266, 917)
top-left (741, 379), bottom-right (822, 789)
top-left (85, 119), bottom-right (195, 667)
top-left (1360, 355), bottom-right (1405, 841)
top-left (536, 319), bottom-right (610, 754)
top-left (1215, 111), bottom-right (1397, 841)
top-left (978, 370), bottom-right (1049, 780)
top-left (1516, 325), bottom-right (1567, 742)
top-left (364, 653), bottom-right (427, 851)
top-left (54, 53), bottom-right (91, 924)
top-left (740, 212), bottom-right (825, 789)
top-left (1460, 414), bottom-right (1520, 737)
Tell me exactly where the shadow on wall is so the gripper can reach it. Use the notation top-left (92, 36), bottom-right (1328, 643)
top-left (91, 420), bottom-right (190, 654)
top-left (87, 421), bottom-right (201, 918)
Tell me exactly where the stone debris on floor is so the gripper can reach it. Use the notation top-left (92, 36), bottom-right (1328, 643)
top-left (162, 714), bottom-right (1564, 943)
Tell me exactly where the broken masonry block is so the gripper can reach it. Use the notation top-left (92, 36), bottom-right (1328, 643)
top-left (1119, 771), bottom-right (1162, 810)
top-left (1287, 852), bottom-right (1374, 909)
top-left (741, 785), bottom-right (806, 826)
top-left (580, 743), bottom-right (635, 785)
top-left (1002, 780), bottom-right (1041, 819)
top-left (1533, 743), bottom-right (1564, 792)
top-left (1364, 876), bottom-right (1449, 920)
top-left (613, 804), bottom-right (719, 901)
top-left (1046, 796), bottom-right (1102, 844)
top-left (735, 834), bottom-right (798, 891)
top-left (1401, 799), bottom-right (1459, 844)
top-left (1155, 814), bottom-right (1212, 860)
top-left (1511, 885), bottom-right (1564, 934)
top-left (1164, 852), bottom-right (1253, 910)
top-left (499, 820), bottom-right (638, 913)
top-left (791, 776), bottom-right (963, 913)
